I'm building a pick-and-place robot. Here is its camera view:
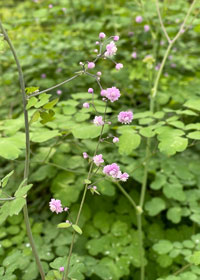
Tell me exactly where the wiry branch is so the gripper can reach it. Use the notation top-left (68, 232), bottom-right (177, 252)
top-left (156, 0), bottom-right (171, 43)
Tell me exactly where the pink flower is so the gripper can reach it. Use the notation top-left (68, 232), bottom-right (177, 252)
top-left (93, 186), bottom-right (97, 190)
top-left (93, 116), bottom-right (104, 126)
top-left (96, 41), bottom-right (100, 45)
top-left (57, 90), bottom-right (62, 95)
top-left (83, 102), bottom-right (90, 108)
top-left (105, 41), bottom-right (117, 57)
top-left (171, 63), bottom-right (176, 68)
top-left (155, 63), bottom-right (161, 71)
top-left (131, 52), bottom-right (137, 59)
top-left (115, 63), bottom-right (123, 70)
top-left (88, 88), bottom-right (94, 93)
top-left (48, 4), bottom-right (53, 8)
top-left (120, 172), bottom-right (129, 182)
top-left (136, 16), bottom-right (143, 23)
top-left (101, 89), bottom-right (107, 96)
top-left (49, 199), bottom-right (63, 214)
top-left (93, 154), bottom-right (104, 166)
top-left (59, 267), bottom-right (64, 272)
top-left (114, 35), bottom-right (119, 41)
top-left (64, 207), bottom-right (69, 211)
top-left (113, 137), bottom-right (119, 143)
top-left (88, 62), bottom-right (95, 69)
top-left (41, 73), bottom-right (46, 78)
top-left (103, 163), bottom-right (120, 178)
top-left (144, 25), bottom-right (150, 32)
top-left (83, 152), bottom-right (89, 159)
top-left (99, 32), bottom-right (106, 39)
top-left (118, 111), bottom-right (133, 124)
top-left (97, 71), bottom-right (102, 76)
top-left (94, 49), bottom-right (98, 53)
top-left (105, 86), bottom-right (121, 102)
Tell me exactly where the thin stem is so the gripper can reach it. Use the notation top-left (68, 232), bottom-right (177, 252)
top-left (0, 20), bottom-right (45, 280)
top-left (63, 101), bottom-right (108, 280)
top-left (153, 0), bottom-right (197, 99)
top-left (156, 0), bottom-right (171, 43)
top-left (139, 139), bottom-right (151, 208)
top-left (137, 213), bottom-right (144, 280)
top-left (32, 161), bottom-right (87, 174)
top-left (172, 0), bottom-right (197, 43)
top-left (152, 43), bottom-right (172, 99)
top-left (29, 74), bottom-right (80, 97)
top-left (136, 2), bottom-right (197, 280)
top-left (115, 181), bottom-right (137, 211)
top-left (0, 197), bottom-right (15, 201)
top-left (173, 263), bottom-right (191, 276)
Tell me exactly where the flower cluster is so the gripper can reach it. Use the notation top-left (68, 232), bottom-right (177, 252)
top-left (101, 86), bottom-right (121, 102)
top-left (103, 163), bottom-right (129, 182)
top-left (93, 116), bottom-right (104, 126)
top-left (93, 154), bottom-right (104, 166)
top-left (105, 41), bottom-right (117, 57)
top-left (49, 198), bottom-right (69, 214)
top-left (118, 111), bottom-right (133, 124)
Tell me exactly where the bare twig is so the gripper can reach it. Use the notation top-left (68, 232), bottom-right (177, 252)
top-left (156, 0), bottom-right (171, 43)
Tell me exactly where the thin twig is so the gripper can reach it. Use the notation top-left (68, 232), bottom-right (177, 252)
top-left (0, 20), bottom-right (45, 280)
top-left (156, 0), bottom-right (171, 43)
top-left (173, 263), bottom-right (192, 276)
top-left (28, 74), bottom-right (80, 98)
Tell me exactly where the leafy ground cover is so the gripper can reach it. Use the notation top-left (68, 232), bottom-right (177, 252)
top-left (0, 0), bottom-right (200, 279)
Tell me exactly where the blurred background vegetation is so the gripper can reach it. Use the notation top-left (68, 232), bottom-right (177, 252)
top-left (0, 0), bottom-right (200, 279)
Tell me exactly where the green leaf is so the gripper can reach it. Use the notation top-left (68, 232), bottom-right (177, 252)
top-left (57, 222), bottom-right (71, 229)
top-left (9, 198), bottom-right (26, 216)
top-left (118, 131), bottom-right (141, 155)
top-left (40, 110), bottom-right (55, 124)
top-left (167, 207), bottom-right (182, 223)
top-left (189, 251), bottom-right (200, 265)
top-left (26, 87), bottom-right (39, 95)
top-left (157, 254), bottom-right (173, 268)
top-left (30, 110), bottom-right (40, 124)
top-left (139, 127), bottom-right (155, 138)
top-left (1, 170), bottom-right (14, 188)
top-left (14, 184), bottom-right (33, 198)
top-left (84, 179), bottom-right (91, 184)
top-left (0, 138), bottom-right (21, 160)
top-left (145, 197), bottom-right (166, 216)
top-left (184, 99), bottom-right (200, 111)
top-left (72, 224), bottom-right (82, 235)
top-left (26, 97), bottom-right (38, 110)
top-left (163, 183), bottom-right (186, 202)
top-left (158, 136), bottom-right (188, 156)
top-left (72, 124), bottom-right (108, 139)
top-left (35, 93), bottom-right (50, 108)
top-left (187, 131), bottom-right (200, 140)
top-left (50, 257), bottom-right (66, 269)
top-left (153, 240), bottom-right (173, 255)
top-left (0, 202), bottom-right (10, 224)
top-left (150, 174), bottom-right (166, 190)
top-left (43, 98), bottom-right (59, 109)
top-left (71, 92), bottom-right (96, 100)
top-left (31, 130), bottom-right (60, 143)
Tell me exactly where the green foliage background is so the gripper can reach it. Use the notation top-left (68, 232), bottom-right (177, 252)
top-left (0, 0), bottom-right (200, 279)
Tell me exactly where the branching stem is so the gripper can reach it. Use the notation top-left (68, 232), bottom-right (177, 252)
top-left (137, 1), bottom-right (197, 279)
top-left (0, 20), bottom-right (45, 280)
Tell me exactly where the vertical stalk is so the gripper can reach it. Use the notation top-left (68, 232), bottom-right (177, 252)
top-left (63, 103), bottom-right (108, 280)
top-left (137, 1), bottom-right (197, 279)
top-left (0, 20), bottom-right (45, 280)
